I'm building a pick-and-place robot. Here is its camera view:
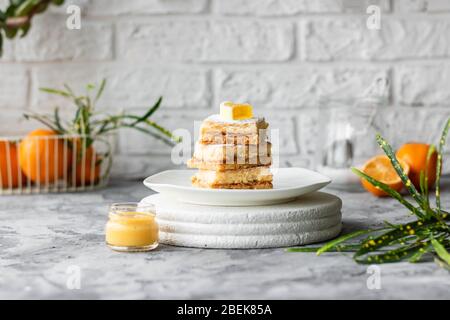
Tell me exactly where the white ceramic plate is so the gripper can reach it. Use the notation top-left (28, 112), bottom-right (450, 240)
top-left (143, 168), bottom-right (331, 206)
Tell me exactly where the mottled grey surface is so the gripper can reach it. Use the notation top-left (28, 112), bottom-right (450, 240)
top-left (0, 179), bottom-right (449, 300)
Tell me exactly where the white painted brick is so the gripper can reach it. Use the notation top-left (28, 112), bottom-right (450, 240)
top-left (215, 0), bottom-right (390, 16)
top-left (282, 155), bottom-right (312, 169)
top-left (216, 68), bottom-right (389, 108)
top-left (13, 15), bottom-right (113, 62)
top-left (264, 113), bottom-right (298, 156)
top-left (0, 40), bottom-right (15, 61)
top-left (0, 65), bottom-right (29, 108)
top-left (396, 65), bottom-right (450, 106)
top-left (118, 21), bottom-right (293, 62)
top-left (52, 0), bottom-right (207, 15)
top-left (32, 65), bottom-right (210, 111)
top-left (382, 107), bottom-right (450, 161)
top-left (395, 0), bottom-right (450, 12)
top-left (113, 154), bottom-right (184, 180)
top-left (302, 18), bottom-right (450, 61)
top-left (296, 110), bottom-right (319, 157)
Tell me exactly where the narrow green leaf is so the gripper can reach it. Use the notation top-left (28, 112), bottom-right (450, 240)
top-left (436, 118), bottom-right (450, 212)
top-left (130, 96), bottom-right (163, 126)
top-left (95, 78), bottom-right (106, 102)
top-left (40, 87), bottom-right (71, 97)
top-left (316, 229), bottom-right (377, 256)
top-left (23, 113), bottom-right (60, 132)
top-left (431, 238), bottom-right (450, 265)
top-left (15, 0), bottom-right (36, 16)
top-left (434, 257), bottom-right (450, 271)
top-left (63, 83), bottom-right (75, 96)
top-left (352, 167), bottom-right (423, 218)
top-left (421, 144), bottom-right (436, 214)
top-left (19, 21), bottom-right (30, 37)
top-left (0, 31), bottom-right (3, 57)
top-left (53, 107), bottom-right (64, 134)
top-left (355, 243), bottom-right (428, 264)
top-left (420, 171), bottom-right (426, 200)
top-left (144, 120), bottom-right (181, 143)
top-left (376, 134), bottom-right (425, 209)
top-left (356, 219), bottom-right (435, 256)
top-left (409, 244), bottom-right (432, 263)
top-left (383, 220), bottom-right (398, 228)
top-left (86, 83), bottom-right (95, 91)
top-left (122, 125), bottom-right (175, 146)
top-left (287, 244), bottom-right (362, 253)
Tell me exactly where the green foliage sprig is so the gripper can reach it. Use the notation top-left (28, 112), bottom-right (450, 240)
top-left (288, 118), bottom-right (450, 269)
top-left (23, 79), bottom-right (181, 149)
top-left (0, 0), bottom-right (64, 56)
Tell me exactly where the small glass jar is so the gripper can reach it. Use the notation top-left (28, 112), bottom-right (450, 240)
top-left (105, 203), bottom-right (159, 252)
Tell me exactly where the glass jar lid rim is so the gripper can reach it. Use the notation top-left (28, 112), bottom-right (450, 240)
top-left (109, 202), bottom-right (155, 216)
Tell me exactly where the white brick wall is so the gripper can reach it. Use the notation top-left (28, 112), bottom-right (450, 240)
top-left (1, 0), bottom-right (450, 179)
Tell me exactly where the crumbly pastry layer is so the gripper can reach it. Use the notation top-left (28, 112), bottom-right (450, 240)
top-left (187, 158), bottom-right (272, 171)
top-left (191, 178), bottom-right (273, 189)
top-left (194, 166), bottom-right (272, 185)
top-left (192, 142), bottom-right (271, 164)
top-left (200, 115), bottom-right (268, 136)
top-left (200, 133), bottom-right (266, 145)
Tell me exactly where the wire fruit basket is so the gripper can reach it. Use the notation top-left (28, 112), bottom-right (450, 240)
top-left (0, 133), bottom-right (114, 195)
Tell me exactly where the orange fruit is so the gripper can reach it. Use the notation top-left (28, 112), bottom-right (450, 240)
top-left (361, 155), bottom-right (410, 197)
top-left (0, 141), bottom-right (21, 188)
top-left (19, 129), bottom-right (72, 184)
top-left (73, 146), bottom-right (101, 186)
top-left (396, 143), bottom-right (438, 189)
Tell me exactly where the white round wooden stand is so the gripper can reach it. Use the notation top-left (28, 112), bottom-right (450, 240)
top-left (139, 192), bottom-right (342, 249)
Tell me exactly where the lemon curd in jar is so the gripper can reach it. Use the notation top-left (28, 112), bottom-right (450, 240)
top-left (105, 203), bottom-right (159, 252)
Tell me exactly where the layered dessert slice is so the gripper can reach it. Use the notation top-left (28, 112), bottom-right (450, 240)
top-left (188, 101), bottom-right (273, 189)
top-left (191, 166), bottom-right (273, 189)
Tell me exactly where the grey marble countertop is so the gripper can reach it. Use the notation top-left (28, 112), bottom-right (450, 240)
top-left (1, 179), bottom-right (449, 300)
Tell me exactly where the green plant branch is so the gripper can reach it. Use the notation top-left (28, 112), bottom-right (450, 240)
top-left (27, 79), bottom-right (181, 152)
top-left (5, 0), bottom-right (49, 26)
top-left (436, 118), bottom-right (450, 213)
top-left (0, 0), bottom-right (64, 56)
top-left (289, 117), bottom-right (450, 270)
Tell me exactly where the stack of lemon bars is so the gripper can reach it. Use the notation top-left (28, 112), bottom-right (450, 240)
top-left (187, 102), bottom-right (273, 189)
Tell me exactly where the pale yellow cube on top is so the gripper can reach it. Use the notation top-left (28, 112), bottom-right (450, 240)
top-left (219, 101), bottom-right (253, 121)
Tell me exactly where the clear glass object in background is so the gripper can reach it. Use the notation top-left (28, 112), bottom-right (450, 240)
top-left (106, 203), bottom-right (159, 252)
top-left (315, 77), bottom-right (390, 191)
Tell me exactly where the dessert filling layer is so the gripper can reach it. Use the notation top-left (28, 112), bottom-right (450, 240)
top-left (193, 142), bottom-right (272, 164)
top-left (191, 178), bottom-right (273, 189)
top-left (194, 166), bottom-right (272, 185)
